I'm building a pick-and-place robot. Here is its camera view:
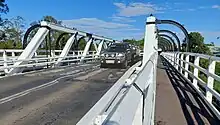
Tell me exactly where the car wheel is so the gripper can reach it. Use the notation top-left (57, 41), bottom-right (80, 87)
top-left (100, 63), bottom-right (105, 68)
top-left (122, 60), bottom-right (128, 69)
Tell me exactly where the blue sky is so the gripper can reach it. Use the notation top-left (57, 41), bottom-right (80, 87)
top-left (3, 0), bottom-right (220, 45)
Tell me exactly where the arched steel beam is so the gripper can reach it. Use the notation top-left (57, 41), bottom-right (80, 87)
top-left (158, 41), bottom-right (169, 51)
top-left (75, 36), bottom-right (86, 50)
top-left (23, 24), bottom-right (41, 49)
top-left (158, 43), bottom-right (166, 51)
top-left (158, 41), bottom-right (170, 51)
top-left (55, 33), bottom-right (70, 50)
top-left (158, 37), bottom-right (173, 51)
top-left (159, 34), bottom-right (177, 51)
top-left (156, 20), bottom-right (189, 51)
top-left (158, 30), bottom-right (181, 51)
top-left (23, 24), bottom-right (52, 49)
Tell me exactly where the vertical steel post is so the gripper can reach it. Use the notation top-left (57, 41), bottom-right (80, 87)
top-left (184, 55), bottom-right (189, 78)
top-left (193, 56), bottom-right (200, 89)
top-left (206, 59), bottom-right (216, 103)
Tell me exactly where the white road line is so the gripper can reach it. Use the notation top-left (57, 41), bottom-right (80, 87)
top-left (0, 66), bottom-right (100, 104)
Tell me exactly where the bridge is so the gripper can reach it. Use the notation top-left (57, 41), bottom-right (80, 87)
top-left (0, 16), bottom-right (219, 125)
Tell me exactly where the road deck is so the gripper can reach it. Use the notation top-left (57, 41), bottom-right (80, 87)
top-left (0, 64), bottom-right (127, 125)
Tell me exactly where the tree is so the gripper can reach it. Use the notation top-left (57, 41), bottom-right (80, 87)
top-left (123, 38), bottom-right (144, 49)
top-left (3, 16), bottom-right (25, 43)
top-left (41, 16), bottom-right (62, 24)
top-left (27, 16), bottom-right (63, 49)
top-left (0, 0), bottom-right (9, 26)
top-left (188, 32), bottom-right (211, 54)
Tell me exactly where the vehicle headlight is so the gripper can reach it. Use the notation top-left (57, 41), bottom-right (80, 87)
top-left (111, 54), bottom-right (115, 57)
top-left (118, 53), bottom-right (124, 57)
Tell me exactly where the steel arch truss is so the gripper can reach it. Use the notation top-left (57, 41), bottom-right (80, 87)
top-left (158, 30), bottom-right (181, 51)
top-left (9, 21), bottom-right (116, 74)
top-left (155, 19), bottom-right (189, 51)
top-left (158, 37), bottom-right (173, 51)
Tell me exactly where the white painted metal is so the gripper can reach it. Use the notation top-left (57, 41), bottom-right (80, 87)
top-left (81, 38), bottom-right (93, 61)
top-left (96, 39), bottom-right (104, 56)
top-left (3, 51), bottom-right (9, 73)
top-left (180, 54), bottom-right (184, 73)
top-left (1, 19), bottom-right (116, 74)
top-left (143, 16), bottom-right (158, 65)
top-left (161, 52), bottom-right (220, 119)
top-left (206, 60), bottom-right (216, 103)
top-left (42, 21), bottom-right (114, 42)
top-left (77, 16), bottom-right (158, 125)
top-left (175, 53), bottom-right (179, 69)
top-left (93, 42), bottom-right (98, 52)
top-left (9, 26), bottom-right (49, 74)
top-left (55, 34), bottom-right (76, 65)
top-left (184, 55), bottom-right (189, 78)
top-left (76, 62), bottom-right (141, 125)
top-left (193, 56), bottom-right (200, 89)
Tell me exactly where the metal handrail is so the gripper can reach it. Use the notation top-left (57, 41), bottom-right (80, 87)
top-left (162, 52), bottom-right (220, 119)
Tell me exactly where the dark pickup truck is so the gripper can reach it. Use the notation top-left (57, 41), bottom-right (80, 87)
top-left (100, 42), bottom-right (139, 68)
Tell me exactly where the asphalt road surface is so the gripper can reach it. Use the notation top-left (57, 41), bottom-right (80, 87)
top-left (0, 63), bottom-right (127, 125)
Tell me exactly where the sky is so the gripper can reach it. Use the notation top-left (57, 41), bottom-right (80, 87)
top-left (2, 0), bottom-right (220, 45)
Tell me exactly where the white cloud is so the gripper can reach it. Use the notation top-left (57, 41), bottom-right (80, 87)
top-left (212, 5), bottom-right (220, 9)
top-left (113, 2), bottom-right (164, 17)
top-left (62, 18), bottom-right (142, 40)
top-left (187, 8), bottom-right (196, 11)
top-left (110, 15), bottom-right (136, 22)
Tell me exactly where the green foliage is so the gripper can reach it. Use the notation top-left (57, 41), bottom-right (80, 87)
top-left (0, 40), bottom-right (22, 49)
top-left (2, 16), bottom-right (25, 42)
top-left (0, 0), bottom-right (9, 25)
top-left (188, 32), bottom-right (211, 54)
top-left (41, 16), bottom-right (62, 24)
top-left (79, 38), bottom-right (86, 50)
top-left (205, 42), bottom-right (214, 46)
top-left (123, 38), bottom-right (144, 49)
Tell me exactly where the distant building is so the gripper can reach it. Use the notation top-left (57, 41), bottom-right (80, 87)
top-left (208, 46), bottom-right (220, 57)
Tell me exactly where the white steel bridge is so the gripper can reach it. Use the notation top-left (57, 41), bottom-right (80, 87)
top-left (0, 16), bottom-right (219, 125)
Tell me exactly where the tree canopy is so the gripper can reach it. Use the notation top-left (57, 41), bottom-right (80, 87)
top-left (0, 0), bottom-right (9, 25)
top-left (188, 32), bottom-right (211, 54)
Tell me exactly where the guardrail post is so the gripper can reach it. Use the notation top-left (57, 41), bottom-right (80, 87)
top-left (3, 51), bottom-right (9, 74)
top-left (184, 54), bottom-right (189, 78)
top-left (206, 60), bottom-right (216, 103)
top-left (12, 51), bottom-right (15, 57)
top-left (172, 53), bottom-right (175, 65)
top-left (193, 56), bottom-right (200, 89)
top-left (51, 50), bottom-right (55, 57)
top-left (175, 53), bottom-right (179, 70)
top-left (180, 54), bottom-right (184, 74)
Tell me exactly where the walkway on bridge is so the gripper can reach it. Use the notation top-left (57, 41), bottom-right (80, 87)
top-left (155, 56), bottom-right (220, 125)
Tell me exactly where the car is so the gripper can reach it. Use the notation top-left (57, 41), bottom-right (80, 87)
top-left (100, 42), bottom-right (134, 68)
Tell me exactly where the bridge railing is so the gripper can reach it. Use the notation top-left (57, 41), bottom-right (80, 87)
top-left (77, 16), bottom-right (158, 125)
top-left (77, 52), bottom-right (157, 125)
top-left (162, 52), bottom-right (220, 119)
top-left (0, 50), bottom-right (98, 76)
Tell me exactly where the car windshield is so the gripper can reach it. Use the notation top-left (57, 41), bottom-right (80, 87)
top-left (106, 44), bottom-right (127, 52)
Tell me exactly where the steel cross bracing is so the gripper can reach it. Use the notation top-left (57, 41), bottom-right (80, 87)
top-left (0, 21), bottom-right (117, 75)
